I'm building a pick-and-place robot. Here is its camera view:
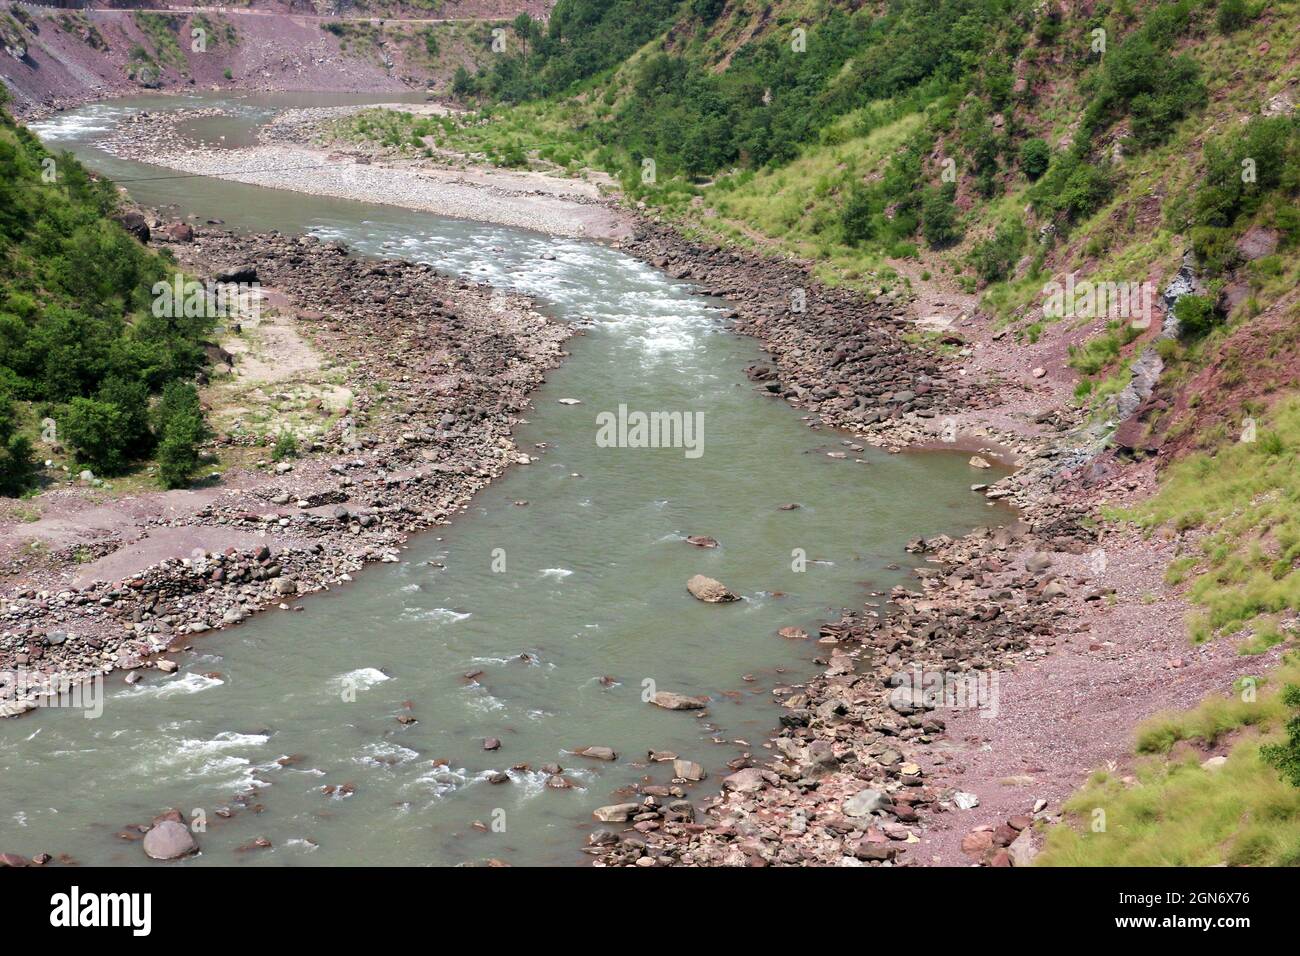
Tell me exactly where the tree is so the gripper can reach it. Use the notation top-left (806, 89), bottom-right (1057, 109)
top-left (921, 185), bottom-right (961, 248)
top-left (451, 65), bottom-right (476, 99)
top-left (1019, 138), bottom-right (1051, 180)
top-left (62, 397), bottom-right (128, 475)
top-left (840, 183), bottom-right (877, 246)
top-left (1261, 685), bottom-right (1300, 787)
top-left (95, 375), bottom-right (153, 460)
top-left (155, 381), bottom-right (210, 489)
top-left (0, 390), bottom-right (36, 496)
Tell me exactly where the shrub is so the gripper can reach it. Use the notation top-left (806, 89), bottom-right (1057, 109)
top-left (1019, 138), bottom-right (1051, 180)
top-left (1190, 225), bottom-right (1239, 276)
top-left (1261, 685), bottom-right (1300, 787)
top-left (155, 382), bottom-right (209, 489)
top-left (969, 220), bottom-right (1026, 284)
top-left (1216, 0), bottom-right (1250, 33)
top-left (61, 397), bottom-right (128, 474)
top-left (1174, 293), bottom-right (1220, 338)
top-left (921, 185), bottom-right (961, 248)
top-left (272, 429), bottom-right (298, 461)
top-left (1030, 152), bottom-right (1113, 224)
top-left (0, 392), bottom-right (35, 496)
top-left (840, 182), bottom-right (877, 247)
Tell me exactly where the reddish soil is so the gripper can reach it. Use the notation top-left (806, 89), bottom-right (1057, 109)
top-left (0, 1), bottom-right (552, 114)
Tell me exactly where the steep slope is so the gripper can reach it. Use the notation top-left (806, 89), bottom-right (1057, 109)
top-left (0, 0), bottom-right (553, 112)
top-left (408, 0), bottom-right (1300, 865)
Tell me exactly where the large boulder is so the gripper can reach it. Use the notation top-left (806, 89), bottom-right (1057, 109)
top-left (651, 691), bottom-right (708, 711)
top-left (113, 211), bottom-right (150, 243)
top-left (142, 820), bottom-right (198, 861)
top-left (686, 574), bottom-right (739, 603)
top-left (722, 768), bottom-right (766, 793)
top-left (843, 788), bottom-right (890, 818)
top-left (161, 221), bottom-right (195, 243)
top-left (592, 803), bottom-right (638, 823)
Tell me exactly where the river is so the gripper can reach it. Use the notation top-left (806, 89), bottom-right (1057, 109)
top-left (0, 92), bottom-right (1009, 866)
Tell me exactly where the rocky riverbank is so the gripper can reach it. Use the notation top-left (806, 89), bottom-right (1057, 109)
top-left (576, 222), bottom-right (1264, 867)
top-left (0, 226), bottom-right (569, 713)
top-left (95, 106), bottom-right (630, 240)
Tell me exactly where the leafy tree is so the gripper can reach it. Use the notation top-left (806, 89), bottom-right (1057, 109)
top-left (1261, 685), bottom-right (1300, 787)
top-left (1084, 30), bottom-right (1206, 149)
top-left (155, 382), bottom-right (210, 489)
top-left (451, 65), bottom-right (476, 99)
top-left (95, 375), bottom-right (153, 460)
top-left (62, 397), bottom-right (128, 475)
top-left (0, 99), bottom-right (212, 486)
top-left (0, 389), bottom-right (36, 496)
top-left (1019, 138), bottom-right (1051, 180)
top-left (921, 185), bottom-right (962, 248)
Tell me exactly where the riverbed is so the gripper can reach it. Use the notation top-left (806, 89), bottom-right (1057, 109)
top-left (0, 93), bottom-right (1010, 866)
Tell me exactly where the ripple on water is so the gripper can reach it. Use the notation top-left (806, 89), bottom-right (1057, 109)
top-left (331, 668), bottom-right (390, 693)
top-left (116, 673), bottom-right (224, 699)
top-left (355, 741), bottom-right (420, 770)
top-left (400, 607), bottom-right (472, 624)
top-left (134, 730), bottom-right (270, 785)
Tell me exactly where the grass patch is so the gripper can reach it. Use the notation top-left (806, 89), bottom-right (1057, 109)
top-left (1039, 658), bottom-right (1300, 866)
top-left (1114, 396), bottom-right (1300, 643)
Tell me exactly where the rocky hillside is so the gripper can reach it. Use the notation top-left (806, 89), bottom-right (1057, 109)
top-left (0, 0), bottom-right (552, 113)
top-left (414, 0), bottom-right (1300, 864)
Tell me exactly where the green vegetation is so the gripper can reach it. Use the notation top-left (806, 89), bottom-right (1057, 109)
top-left (271, 429), bottom-right (298, 462)
top-left (1116, 397), bottom-right (1300, 648)
top-left (190, 13), bottom-right (237, 50)
top-left (1067, 320), bottom-right (1142, 375)
top-left (412, 0), bottom-right (1256, 295)
top-left (1173, 292), bottom-right (1220, 338)
top-left (155, 382), bottom-right (210, 489)
top-left (1039, 660), bottom-right (1300, 866)
top-left (1183, 116), bottom-right (1300, 276)
top-left (1261, 684), bottom-right (1300, 787)
top-left (0, 388), bottom-right (36, 496)
top-left (132, 12), bottom-right (188, 74)
top-left (0, 103), bottom-right (211, 490)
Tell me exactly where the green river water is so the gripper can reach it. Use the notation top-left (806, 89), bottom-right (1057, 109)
top-left (0, 93), bottom-right (1009, 866)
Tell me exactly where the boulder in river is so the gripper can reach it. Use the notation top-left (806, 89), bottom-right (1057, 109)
top-left (651, 691), bottom-right (708, 711)
top-left (142, 820), bottom-right (198, 861)
top-left (573, 746), bottom-right (617, 761)
top-left (686, 574), bottom-right (739, 603)
top-left (593, 803), bottom-right (639, 823)
top-left (673, 759), bottom-right (705, 781)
